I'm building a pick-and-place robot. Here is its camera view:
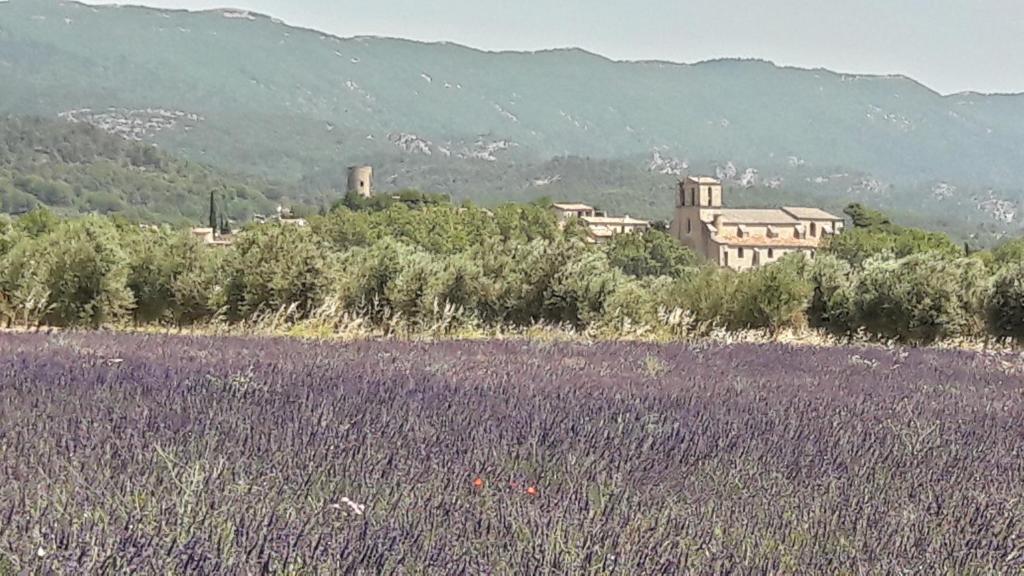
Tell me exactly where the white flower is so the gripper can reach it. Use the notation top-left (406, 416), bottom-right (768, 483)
top-left (333, 497), bottom-right (365, 516)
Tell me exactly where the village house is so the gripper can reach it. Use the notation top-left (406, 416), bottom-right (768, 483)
top-left (551, 203), bottom-right (650, 243)
top-left (190, 227), bottom-right (234, 246)
top-left (551, 203), bottom-right (597, 224)
top-left (670, 176), bottom-right (844, 271)
top-left (580, 215), bottom-right (650, 243)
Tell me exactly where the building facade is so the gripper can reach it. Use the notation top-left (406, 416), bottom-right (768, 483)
top-left (670, 176), bottom-right (844, 271)
top-left (347, 165), bottom-right (374, 198)
top-left (551, 203), bottom-right (597, 224)
top-left (551, 203), bottom-right (650, 243)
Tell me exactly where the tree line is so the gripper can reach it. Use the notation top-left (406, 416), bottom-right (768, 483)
top-left (1, 200), bottom-right (1022, 344)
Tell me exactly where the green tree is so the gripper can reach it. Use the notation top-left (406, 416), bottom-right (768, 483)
top-left (805, 254), bottom-right (856, 334)
top-left (222, 224), bottom-right (330, 320)
top-left (987, 262), bottom-right (1024, 340)
top-left (852, 254), bottom-right (988, 343)
top-left (41, 218), bottom-right (135, 327)
top-left (731, 256), bottom-right (813, 332)
top-left (844, 203), bottom-right (892, 229)
top-left (604, 230), bottom-right (698, 278)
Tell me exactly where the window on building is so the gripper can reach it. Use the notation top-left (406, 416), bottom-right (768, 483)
top-left (811, 222), bottom-right (818, 237)
top-left (691, 188), bottom-right (696, 206)
top-left (686, 218), bottom-right (691, 234)
top-left (738, 247), bottom-right (745, 258)
top-left (768, 248), bottom-right (775, 259)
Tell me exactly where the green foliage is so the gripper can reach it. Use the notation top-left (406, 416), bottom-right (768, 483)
top-left (664, 267), bottom-right (740, 329)
top-left (545, 246), bottom-right (626, 327)
top-left (127, 230), bottom-right (222, 325)
top-left (987, 262), bottom-right (1024, 340)
top-left (604, 230), bottom-right (698, 278)
top-left (805, 255), bottom-right (856, 333)
top-left (222, 224), bottom-right (330, 320)
top-left (731, 255), bottom-right (813, 332)
top-left (844, 203), bottom-right (893, 229)
top-left (0, 116), bottom-right (282, 224)
top-left (851, 255), bottom-right (988, 343)
top-left (14, 207), bottom-right (60, 237)
top-left (825, 226), bottom-right (961, 265)
top-left (334, 189), bottom-right (451, 213)
top-left (991, 239), bottom-right (1024, 269)
top-left (0, 202), bottom-right (1022, 344)
top-left (37, 218), bottom-right (135, 327)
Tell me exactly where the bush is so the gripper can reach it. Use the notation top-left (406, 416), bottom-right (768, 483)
top-left (604, 230), bottom-right (698, 279)
top-left (852, 254), bottom-right (988, 343)
top-left (806, 255), bottom-right (856, 334)
top-left (0, 235), bottom-right (51, 326)
top-left (127, 230), bottom-right (222, 325)
top-left (222, 224), bottom-right (330, 321)
top-left (41, 218), bottom-right (135, 327)
top-left (987, 262), bottom-right (1024, 340)
top-left (598, 276), bottom-right (672, 334)
top-left (664, 267), bottom-right (739, 331)
top-left (731, 255), bottom-right (812, 332)
top-left (545, 248), bottom-right (626, 327)
top-left (824, 227), bottom-right (961, 265)
top-left (332, 238), bottom-right (423, 322)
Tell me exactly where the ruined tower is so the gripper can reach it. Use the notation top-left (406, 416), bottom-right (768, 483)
top-left (347, 166), bottom-right (374, 199)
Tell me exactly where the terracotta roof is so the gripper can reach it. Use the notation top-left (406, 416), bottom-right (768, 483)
top-left (684, 176), bottom-right (721, 185)
top-left (713, 235), bottom-right (823, 248)
top-left (782, 207), bottom-right (843, 221)
top-left (552, 203), bottom-right (595, 212)
top-left (587, 226), bottom-right (617, 238)
top-left (582, 215), bottom-right (650, 226)
top-left (702, 208), bottom-right (799, 225)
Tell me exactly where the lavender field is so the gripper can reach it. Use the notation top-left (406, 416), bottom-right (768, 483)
top-left (1, 333), bottom-right (1023, 573)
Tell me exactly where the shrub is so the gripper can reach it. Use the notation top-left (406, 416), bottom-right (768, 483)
top-left (40, 218), bottom-right (134, 327)
top-left (806, 254), bottom-right (856, 334)
top-left (598, 276), bottom-right (672, 334)
top-left (222, 224), bottom-right (330, 321)
top-left (128, 230), bottom-right (224, 326)
top-left (545, 248), bottom-right (627, 327)
top-left (731, 255), bottom-right (812, 332)
top-left (604, 230), bottom-right (698, 279)
top-left (852, 254), bottom-right (987, 343)
top-left (0, 235), bottom-right (51, 326)
top-left (987, 262), bottom-right (1024, 340)
top-left (332, 238), bottom-right (422, 322)
top-left (663, 267), bottom-right (739, 331)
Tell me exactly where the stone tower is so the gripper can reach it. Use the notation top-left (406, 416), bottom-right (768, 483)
top-left (347, 166), bottom-right (374, 198)
top-left (671, 176), bottom-right (723, 257)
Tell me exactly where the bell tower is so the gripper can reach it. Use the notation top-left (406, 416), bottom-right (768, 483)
top-left (671, 176), bottom-right (722, 256)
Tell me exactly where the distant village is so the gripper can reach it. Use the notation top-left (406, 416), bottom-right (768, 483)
top-left (192, 166), bottom-right (844, 271)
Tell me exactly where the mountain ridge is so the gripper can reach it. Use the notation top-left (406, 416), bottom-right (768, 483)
top-left (2, 0), bottom-right (1023, 240)
top-left (27, 0), bottom-right (1024, 98)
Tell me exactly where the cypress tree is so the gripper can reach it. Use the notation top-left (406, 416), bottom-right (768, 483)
top-left (209, 190), bottom-right (218, 232)
top-left (218, 190), bottom-right (231, 235)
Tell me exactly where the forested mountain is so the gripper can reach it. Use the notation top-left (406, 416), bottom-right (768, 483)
top-left (1, 0), bottom-right (1023, 239)
top-left (0, 116), bottom-right (288, 223)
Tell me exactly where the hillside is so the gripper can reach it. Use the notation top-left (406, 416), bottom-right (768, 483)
top-left (0, 116), bottom-right (287, 223)
top-left (1, 0), bottom-right (1023, 239)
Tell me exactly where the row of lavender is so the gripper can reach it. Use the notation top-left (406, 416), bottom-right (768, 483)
top-left (1, 333), bottom-right (1022, 573)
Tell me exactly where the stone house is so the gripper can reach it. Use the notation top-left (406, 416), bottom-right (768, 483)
top-left (551, 203), bottom-right (650, 243)
top-left (551, 203), bottom-right (597, 224)
top-left (580, 215), bottom-right (650, 243)
top-left (670, 176), bottom-right (843, 270)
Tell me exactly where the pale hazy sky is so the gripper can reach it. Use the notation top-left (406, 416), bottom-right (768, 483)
top-left (79, 0), bottom-right (1024, 95)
